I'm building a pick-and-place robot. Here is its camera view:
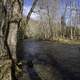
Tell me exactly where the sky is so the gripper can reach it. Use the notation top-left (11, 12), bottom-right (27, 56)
top-left (23, 0), bottom-right (80, 25)
top-left (23, 0), bottom-right (40, 20)
top-left (24, 0), bottom-right (32, 6)
top-left (23, 0), bottom-right (32, 15)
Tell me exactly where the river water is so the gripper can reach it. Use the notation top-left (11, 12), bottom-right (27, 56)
top-left (17, 39), bottom-right (80, 80)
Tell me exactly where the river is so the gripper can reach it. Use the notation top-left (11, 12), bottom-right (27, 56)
top-left (17, 39), bottom-right (80, 80)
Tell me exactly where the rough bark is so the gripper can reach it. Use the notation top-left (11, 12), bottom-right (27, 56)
top-left (0, 0), bottom-right (22, 80)
top-left (6, 0), bottom-right (22, 61)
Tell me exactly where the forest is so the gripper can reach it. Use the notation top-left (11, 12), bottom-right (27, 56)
top-left (0, 0), bottom-right (80, 80)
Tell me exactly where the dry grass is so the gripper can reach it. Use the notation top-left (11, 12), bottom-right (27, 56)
top-left (56, 38), bottom-right (80, 45)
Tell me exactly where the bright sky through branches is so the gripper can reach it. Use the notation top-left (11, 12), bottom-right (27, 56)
top-left (23, 0), bottom-right (80, 25)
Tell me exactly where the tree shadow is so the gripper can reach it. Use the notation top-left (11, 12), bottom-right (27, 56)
top-left (46, 53), bottom-right (80, 80)
top-left (34, 53), bottom-right (80, 80)
top-left (26, 60), bottom-right (42, 80)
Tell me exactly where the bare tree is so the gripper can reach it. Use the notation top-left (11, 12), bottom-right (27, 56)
top-left (0, 0), bottom-right (38, 79)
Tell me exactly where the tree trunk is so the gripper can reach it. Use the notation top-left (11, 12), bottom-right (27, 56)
top-left (0, 0), bottom-right (22, 80)
top-left (6, 0), bottom-right (22, 61)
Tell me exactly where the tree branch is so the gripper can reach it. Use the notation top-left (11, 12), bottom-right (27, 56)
top-left (26, 0), bottom-right (38, 23)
